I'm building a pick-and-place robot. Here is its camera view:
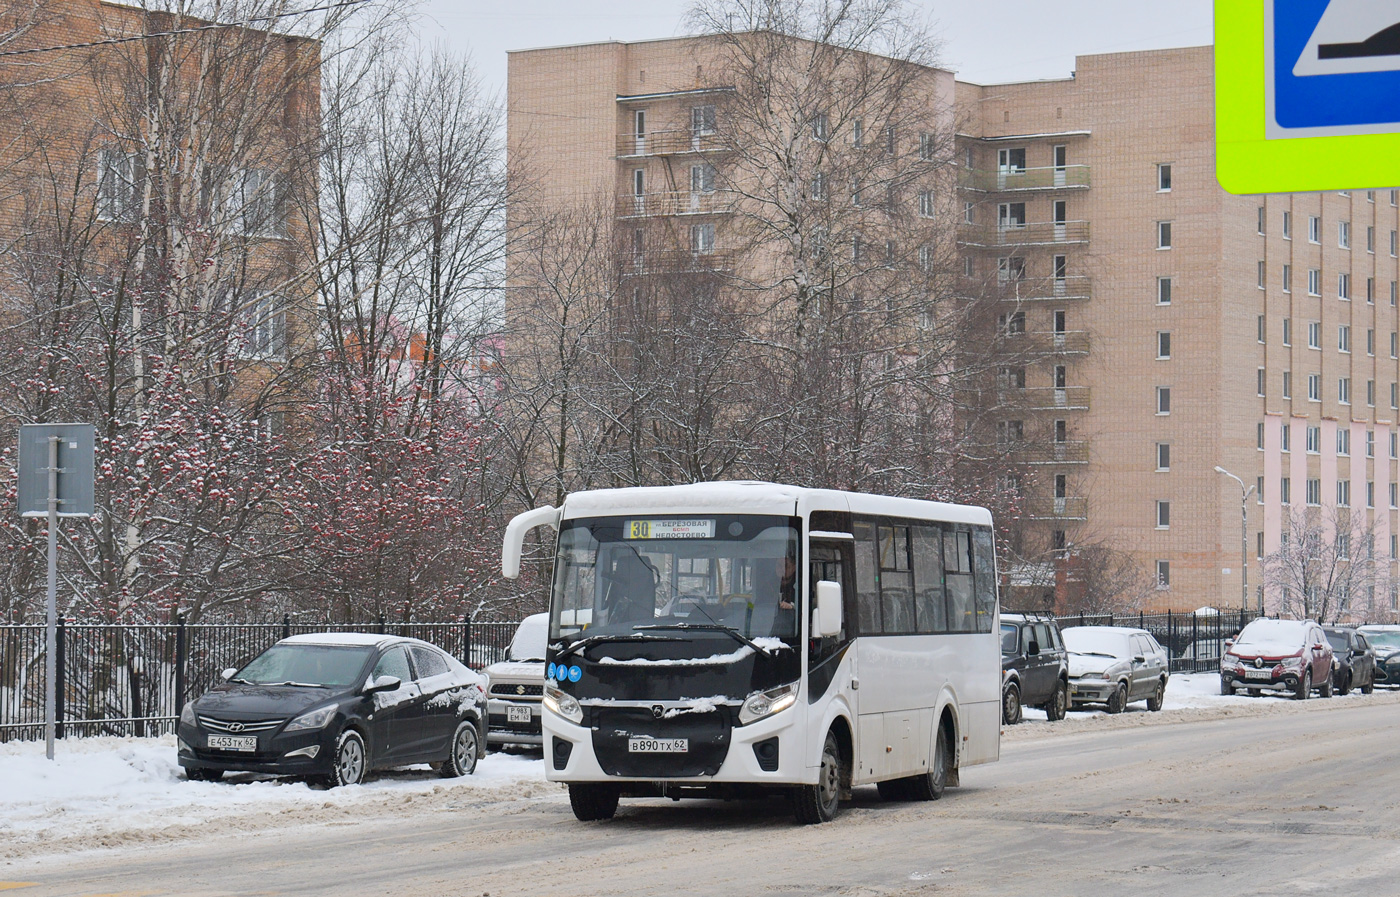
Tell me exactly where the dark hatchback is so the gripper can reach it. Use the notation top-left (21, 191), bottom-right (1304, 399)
top-left (178, 633), bottom-right (487, 786)
top-left (1323, 626), bottom-right (1376, 695)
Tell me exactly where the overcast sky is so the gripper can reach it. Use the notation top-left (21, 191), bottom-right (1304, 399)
top-left (417, 0), bottom-right (1215, 98)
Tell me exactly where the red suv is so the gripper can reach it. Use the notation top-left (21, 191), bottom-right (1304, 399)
top-left (1221, 618), bottom-right (1335, 699)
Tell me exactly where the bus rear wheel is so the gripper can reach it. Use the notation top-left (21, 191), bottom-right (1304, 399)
top-left (795, 731), bottom-right (845, 824)
top-left (907, 720), bottom-right (950, 802)
top-left (568, 783), bottom-right (620, 821)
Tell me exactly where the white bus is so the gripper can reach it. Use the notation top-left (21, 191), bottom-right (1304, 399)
top-left (502, 482), bottom-right (1001, 824)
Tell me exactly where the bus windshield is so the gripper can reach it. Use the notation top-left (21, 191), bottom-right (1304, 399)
top-left (550, 514), bottom-right (801, 651)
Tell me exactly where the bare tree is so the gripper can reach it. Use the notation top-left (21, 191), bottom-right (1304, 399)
top-left (1262, 507), bottom-right (1393, 622)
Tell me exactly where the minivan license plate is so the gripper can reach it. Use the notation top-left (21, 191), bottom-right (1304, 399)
top-left (628, 737), bottom-right (688, 753)
top-left (507, 705), bottom-right (532, 723)
top-left (207, 734), bottom-right (257, 752)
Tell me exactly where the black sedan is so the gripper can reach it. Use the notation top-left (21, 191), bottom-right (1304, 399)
top-left (1323, 626), bottom-right (1376, 695)
top-left (178, 633), bottom-right (487, 787)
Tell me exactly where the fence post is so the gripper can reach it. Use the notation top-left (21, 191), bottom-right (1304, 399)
top-left (1139, 610), bottom-right (1144, 629)
top-left (377, 614), bottom-right (386, 635)
top-left (1191, 613), bottom-right (1198, 669)
top-left (129, 654), bottom-right (144, 738)
top-left (282, 613), bottom-right (291, 640)
top-left (55, 615), bottom-right (65, 739)
top-left (464, 615), bottom-right (473, 668)
top-left (174, 613), bottom-right (186, 713)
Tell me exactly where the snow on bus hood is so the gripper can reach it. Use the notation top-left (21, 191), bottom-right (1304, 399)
top-left (595, 638), bottom-right (787, 666)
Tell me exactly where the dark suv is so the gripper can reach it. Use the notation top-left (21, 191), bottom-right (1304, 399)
top-left (1323, 626), bottom-right (1376, 695)
top-left (1000, 613), bottom-right (1069, 724)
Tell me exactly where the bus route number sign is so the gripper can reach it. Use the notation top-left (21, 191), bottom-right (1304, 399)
top-left (625, 519), bottom-right (715, 540)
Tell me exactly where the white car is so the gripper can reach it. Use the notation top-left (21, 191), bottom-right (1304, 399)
top-left (483, 614), bottom-right (548, 748)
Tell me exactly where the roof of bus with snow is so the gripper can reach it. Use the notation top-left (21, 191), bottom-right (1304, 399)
top-left (559, 481), bottom-right (992, 527)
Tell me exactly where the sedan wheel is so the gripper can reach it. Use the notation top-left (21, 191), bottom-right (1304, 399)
top-left (1146, 679), bottom-right (1165, 712)
top-left (1105, 681), bottom-right (1127, 714)
top-left (439, 719), bottom-right (480, 778)
top-left (327, 729), bottom-right (367, 787)
top-left (1362, 672), bottom-right (1375, 695)
top-left (1044, 681), bottom-right (1068, 721)
top-left (1294, 669), bottom-right (1311, 701)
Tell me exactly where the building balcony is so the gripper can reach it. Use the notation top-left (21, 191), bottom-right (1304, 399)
top-left (959, 164), bottom-right (1091, 193)
top-left (1011, 330), bottom-right (1090, 356)
top-left (959, 221), bottom-right (1091, 247)
top-left (994, 275), bottom-right (1092, 302)
top-left (617, 191), bottom-right (731, 219)
top-left (997, 386), bottom-right (1090, 411)
top-left (623, 249), bottom-right (734, 276)
top-left (617, 130), bottom-right (727, 158)
top-left (1020, 440), bottom-right (1090, 464)
top-left (1022, 495), bottom-right (1088, 521)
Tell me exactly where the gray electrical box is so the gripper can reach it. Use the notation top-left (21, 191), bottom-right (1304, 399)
top-left (18, 423), bottom-right (96, 518)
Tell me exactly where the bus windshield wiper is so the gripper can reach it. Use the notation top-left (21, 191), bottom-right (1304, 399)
top-left (554, 632), bottom-right (681, 661)
top-left (634, 623), bottom-right (780, 655)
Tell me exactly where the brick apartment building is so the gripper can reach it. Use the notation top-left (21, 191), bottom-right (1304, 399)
top-left (507, 37), bottom-right (1400, 618)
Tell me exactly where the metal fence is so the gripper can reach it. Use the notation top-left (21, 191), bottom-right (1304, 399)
top-left (1005, 608), bottom-right (1263, 674)
top-left (0, 617), bottom-right (521, 743)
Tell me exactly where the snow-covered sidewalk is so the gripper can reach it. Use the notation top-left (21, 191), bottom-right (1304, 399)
top-left (0, 736), bottom-right (550, 861)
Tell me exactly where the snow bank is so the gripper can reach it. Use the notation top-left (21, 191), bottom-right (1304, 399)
top-left (0, 735), bottom-right (548, 860)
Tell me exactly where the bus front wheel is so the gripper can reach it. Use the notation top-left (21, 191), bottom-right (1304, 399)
top-left (568, 783), bottom-right (620, 821)
top-left (794, 731), bottom-right (845, 824)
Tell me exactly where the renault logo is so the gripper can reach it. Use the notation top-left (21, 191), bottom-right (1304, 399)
top-left (226, 721), bottom-right (245, 732)
top-left (651, 705), bottom-right (665, 719)
top-left (1254, 657), bottom-right (1264, 668)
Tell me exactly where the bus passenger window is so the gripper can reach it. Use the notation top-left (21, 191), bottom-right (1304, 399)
top-left (944, 529), bottom-right (975, 632)
top-left (912, 526), bottom-right (947, 633)
top-left (972, 528), bottom-right (997, 633)
top-left (853, 522), bottom-right (881, 633)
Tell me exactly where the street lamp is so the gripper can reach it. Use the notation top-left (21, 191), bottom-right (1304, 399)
top-left (1214, 466), bottom-right (1257, 612)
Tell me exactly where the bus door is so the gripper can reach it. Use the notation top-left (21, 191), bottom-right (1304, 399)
top-left (806, 539), bottom-right (855, 706)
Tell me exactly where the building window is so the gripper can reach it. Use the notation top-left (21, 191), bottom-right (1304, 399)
top-left (1393, 382), bottom-right (1399, 409)
top-left (1257, 476), bottom-right (1265, 503)
top-left (811, 171), bottom-right (827, 201)
top-left (1392, 281), bottom-right (1398, 305)
top-left (1258, 532), bottom-right (1266, 559)
top-left (1306, 477), bottom-right (1321, 506)
top-left (1392, 230), bottom-right (1398, 257)
top-left (918, 190), bottom-right (935, 218)
top-left (963, 201), bottom-right (974, 223)
top-left (1257, 206), bottom-right (1266, 234)
top-left (1338, 428), bottom-right (1350, 455)
top-left (1368, 226), bottom-right (1376, 253)
top-left (233, 168), bottom-right (284, 237)
top-left (1339, 272), bottom-right (1351, 300)
top-left (1258, 315), bottom-right (1266, 343)
top-left (1156, 386), bottom-right (1171, 415)
top-left (1393, 430), bottom-right (1398, 459)
top-left (1258, 260), bottom-right (1266, 289)
top-left (1339, 324), bottom-right (1352, 353)
top-left (1257, 367), bottom-right (1266, 396)
top-left (1157, 276), bottom-right (1173, 305)
top-left (1338, 480), bottom-right (1351, 507)
top-left (1282, 210), bottom-right (1292, 239)
top-left (1282, 370), bottom-right (1292, 398)
top-left (1158, 331), bottom-right (1172, 359)
top-left (1308, 320), bottom-right (1321, 349)
top-left (98, 148), bottom-right (144, 221)
top-left (1340, 220), bottom-right (1351, 249)
top-left (1281, 477), bottom-right (1292, 505)
top-left (919, 132), bottom-right (936, 161)
top-left (1368, 481), bottom-right (1376, 509)
top-left (1308, 373), bottom-right (1321, 401)
top-left (811, 112), bottom-right (829, 141)
top-left (1281, 422), bottom-right (1291, 452)
top-left (1392, 482), bottom-right (1398, 508)
top-left (1157, 163), bottom-right (1172, 191)
top-left (1282, 317), bottom-right (1292, 345)
top-left (1282, 264), bottom-right (1292, 293)
top-left (1368, 430), bottom-right (1376, 457)
top-left (237, 292), bottom-right (286, 360)
top-left (1307, 425), bottom-right (1320, 453)
top-left (918, 244), bottom-right (933, 272)
top-left (690, 223), bottom-right (716, 254)
top-left (1156, 560), bottom-right (1170, 589)
top-left (1309, 215), bottom-right (1321, 243)
top-left (1156, 500), bottom-right (1170, 529)
top-left (1258, 421), bottom-right (1266, 449)
top-left (1308, 268), bottom-right (1321, 296)
top-left (1368, 379), bottom-right (1377, 406)
top-left (1393, 331), bottom-right (1398, 357)
top-left (1340, 377), bottom-right (1352, 405)
top-left (852, 118), bottom-right (864, 146)
top-left (690, 163), bottom-right (716, 194)
top-left (691, 104), bottom-right (716, 137)
top-left (1368, 277), bottom-right (1376, 303)
top-left (1157, 221), bottom-right (1172, 249)
top-left (1156, 442), bottom-right (1170, 471)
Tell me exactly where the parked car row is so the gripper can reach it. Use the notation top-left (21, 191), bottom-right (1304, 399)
top-left (1001, 613), bottom-right (1170, 723)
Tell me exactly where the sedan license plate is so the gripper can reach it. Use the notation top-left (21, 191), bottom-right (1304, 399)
top-left (506, 705), bottom-right (532, 723)
top-left (628, 736), bottom-right (688, 753)
top-left (207, 734), bottom-right (258, 752)
top-left (1244, 668), bottom-right (1273, 680)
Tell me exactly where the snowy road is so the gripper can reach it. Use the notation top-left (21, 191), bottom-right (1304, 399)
top-left (5, 677), bottom-right (1400, 895)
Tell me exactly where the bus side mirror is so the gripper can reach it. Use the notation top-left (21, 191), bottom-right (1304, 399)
top-left (814, 581), bottom-right (843, 638)
top-left (502, 505), bottom-right (561, 579)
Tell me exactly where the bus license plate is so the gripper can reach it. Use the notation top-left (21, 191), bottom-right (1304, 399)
top-left (208, 735), bottom-right (257, 752)
top-left (507, 706), bottom-right (532, 723)
top-left (628, 737), bottom-right (688, 753)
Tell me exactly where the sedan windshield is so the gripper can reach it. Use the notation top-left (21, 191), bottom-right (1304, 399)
top-left (1361, 629), bottom-right (1400, 649)
top-left (551, 514), bottom-right (801, 648)
top-left (1325, 633), bottom-right (1349, 652)
top-left (1063, 628), bottom-right (1131, 658)
top-left (235, 644), bottom-right (375, 688)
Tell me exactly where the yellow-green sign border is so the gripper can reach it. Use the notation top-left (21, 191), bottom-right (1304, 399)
top-left (1216, 1), bottom-right (1400, 195)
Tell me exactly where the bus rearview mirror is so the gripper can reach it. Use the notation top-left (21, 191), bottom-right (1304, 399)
top-left (814, 580), bottom-right (842, 638)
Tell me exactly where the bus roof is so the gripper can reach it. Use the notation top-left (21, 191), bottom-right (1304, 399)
top-left (560, 481), bottom-right (992, 527)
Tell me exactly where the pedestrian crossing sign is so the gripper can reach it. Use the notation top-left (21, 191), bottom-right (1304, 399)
top-left (1218, 0), bottom-right (1400, 193)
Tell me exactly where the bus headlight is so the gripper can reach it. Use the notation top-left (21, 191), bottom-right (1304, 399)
top-left (544, 686), bottom-right (584, 725)
top-left (739, 684), bottom-right (797, 725)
